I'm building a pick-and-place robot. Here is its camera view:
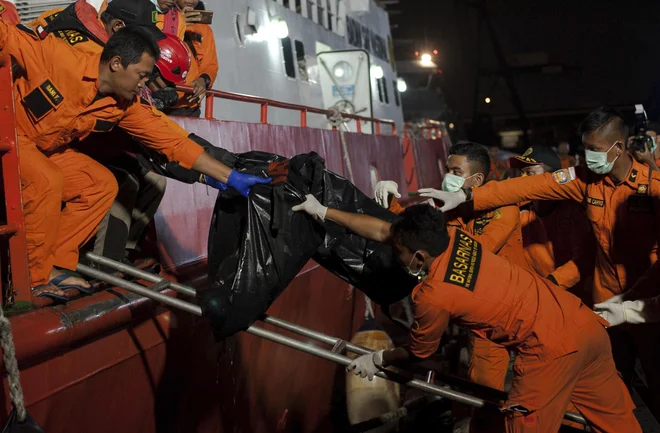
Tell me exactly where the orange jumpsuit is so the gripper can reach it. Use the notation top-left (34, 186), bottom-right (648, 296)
top-left (446, 205), bottom-right (529, 395)
top-left (520, 200), bottom-right (594, 295)
top-left (29, 2), bottom-right (108, 54)
top-left (156, 9), bottom-right (186, 39)
top-left (0, 19), bottom-right (204, 286)
top-left (170, 23), bottom-right (218, 111)
top-left (472, 159), bottom-right (660, 416)
top-left (409, 228), bottom-right (640, 433)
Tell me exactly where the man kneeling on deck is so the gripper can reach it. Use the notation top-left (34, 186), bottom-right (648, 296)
top-left (292, 199), bottom-right (640, 433)
top-left (0, 20), bottom-right (269, 301)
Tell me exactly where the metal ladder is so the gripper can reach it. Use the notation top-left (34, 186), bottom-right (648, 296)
top-left (77, 252), bottom-right (589, 428)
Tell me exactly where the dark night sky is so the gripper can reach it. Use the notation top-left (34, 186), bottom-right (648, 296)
top-left (389, 0), bottom-right (660, 124)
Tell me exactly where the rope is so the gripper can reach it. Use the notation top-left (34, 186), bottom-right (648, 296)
top-left (326, 107), bottom-right (355, 183)
top-left (0, 303), bottom-right (25, 421)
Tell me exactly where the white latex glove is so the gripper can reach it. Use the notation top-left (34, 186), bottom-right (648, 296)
top-left (292, 194), bottom-right (328, 221)
top-left (346, 350), bottom-right (384, 381)
top-left (418, 188), bottom-right (466, 212)
top-left (595, 297), bottom-right (660, 326)
top-left (374, 181), bottom-right (401, 208)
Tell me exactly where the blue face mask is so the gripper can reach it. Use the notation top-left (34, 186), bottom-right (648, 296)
top-left (585, 141), bottom-right (620, 175)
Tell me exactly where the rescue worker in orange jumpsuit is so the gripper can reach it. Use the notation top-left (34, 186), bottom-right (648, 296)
top-left (165, 0), bottom-right (218, 117)
top-left (0, 1), bottom-right (19, 25)
top-left (152, 0), bottom-right (186, 39)
top-left (422, 106), bottom-right (660, 419)
top-left (508, 146), bottom-right (595, 301)
top-left (292, 200), bottom-right (641, 433)
top-left (629, 121), bottom-right (660, 172)
top-left (0, 22), bottom-right (269, 300)
top-left (376, 142), bottom-right (529, 432)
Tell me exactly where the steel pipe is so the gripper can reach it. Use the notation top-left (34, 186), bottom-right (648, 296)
top-left (78, 263), bottom-right (588, 427)
top-left (84, 252), bottom-right (197, 297)
top-left (76, 264), bottom-right (202, 315)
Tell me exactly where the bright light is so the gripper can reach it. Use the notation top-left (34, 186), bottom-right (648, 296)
top-left (397, 78), bottom-right (407, 93)
top-left (370, 64), bottom-right (384, 79)
top-left (420, 53), bottom-right (432, 66)
top-left (252, 17), bottom-right (288, 41)
top-left (449, 122), bottom-right (455, 129)
top-left (433, 49), bottom-right (438, 55)
top-left (485, 97), bottom-right (492, 104)
top-left (414, 51), bottom-right (419, 56)
top-left (271, 18), bottom-right (289, 38)
top-left (334, 67), bottom-right (345, 78)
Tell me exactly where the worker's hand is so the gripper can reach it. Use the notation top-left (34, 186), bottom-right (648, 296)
top-left (594, 300), bottom-right (648, 326)
top-left (418, 188), bottom-right (466, 212)
top-left (190, 77), bottom-right (207, 102)
top-left (374, 181), bottom-right (401, 208)
top-left (202, 174), bottom-right (228, 191)
top-left (292, 194), bottom-right (327, 221)
top-left (631, 146), bottom-right (655, 167)
top-left (346, 350), bottom-right (384, 381)
top-left (183, 8), bottom-right (202, 25)
top-left (226, 171), bottom-right (271, 197)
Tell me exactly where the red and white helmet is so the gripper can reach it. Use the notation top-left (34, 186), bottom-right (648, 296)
top-left (155, 34), bottom-right (191, 84)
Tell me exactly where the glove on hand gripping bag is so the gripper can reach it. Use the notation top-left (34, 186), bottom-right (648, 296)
top-left (202, 151), bottom-right (416, 338)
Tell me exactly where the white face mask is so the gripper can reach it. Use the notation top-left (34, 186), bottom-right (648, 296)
top-left (442, 173), bottom-right (477, 193)
top-left (585, 141), bottom-right (620, 175)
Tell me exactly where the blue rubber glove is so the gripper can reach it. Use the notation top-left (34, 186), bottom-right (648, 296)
top-left (203, 175), bottom-right (228, 191)
top-left (226, 170), bottom-right (272, 197)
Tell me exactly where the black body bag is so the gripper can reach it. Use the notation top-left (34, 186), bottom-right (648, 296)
top-left (201, 151), bottom-right (416, 338)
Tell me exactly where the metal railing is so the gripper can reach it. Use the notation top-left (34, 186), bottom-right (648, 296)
top-left (176, 85), bottom-right (397, 135)
top-left (0, 63), bottom-right (30, 304)
top-left (77, 253), bottom-right (589, 428)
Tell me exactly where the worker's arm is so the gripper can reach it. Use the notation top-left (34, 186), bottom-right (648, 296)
top-left (120, 101), bottom-right (269, 195)
top-left (471, 205), bottom-right (519, 254)
top-left (347, 287), bottom-right (449, 380)
top-left (420, 167), bottom-right (587, 213)
top-left (0, 17), bottom-right (54, 71)
top-left (292, 194), bottom-right (392, 242)
top-left (549, 207), bottom-right (595, 288)
top-left (197, 25), bottom-right (218, 87)
top-left (594, 296), bottom-right (660, 326)
top-left (472, 169), bottom-right (586, 212)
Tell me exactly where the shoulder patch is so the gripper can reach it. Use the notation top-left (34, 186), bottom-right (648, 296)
top-left (552, 167), bottom-right (576, 185)
top-left (629, 168), bottom-right (638, 183)
top-left (443, 230), bottom-right (482, 292)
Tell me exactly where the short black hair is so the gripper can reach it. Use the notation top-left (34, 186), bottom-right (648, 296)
top-left (101, 26), bottom-right (160, 68)
top-left (391, 205), bottom-right (450, 257)
top-left (100, 10), bottom-right (115, 26)
top-left (449, 141), bottom-right (491, 178)
top-left (578, 106), bottom-right (629, 141)
top-left (647, 122), bottom-right (660, 134)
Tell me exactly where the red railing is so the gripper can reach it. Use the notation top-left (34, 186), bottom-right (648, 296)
top-left (176, 85), bottom-right (397, 136)
top-left (0, 62), bottom-right (30, 304)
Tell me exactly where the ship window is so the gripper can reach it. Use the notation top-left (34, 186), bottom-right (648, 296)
top-left (318, 1), bottom-right (326, 28)
top-left (382, 77), bottom-right (389, 104)
top-left (283, 0), bottom-right (290, 8)
top-left (393, 80), bottom-right (400, 106)
top-left (281, 37), bottom-right (296, 78)
top-left (295, 40), bottom-right (308, 81)
top-left (307, 0), bottom-right (314, 21)
top-left (376, 78), bottom-right (384, 103)
top-left (295, 0), bottom-right (302, 14)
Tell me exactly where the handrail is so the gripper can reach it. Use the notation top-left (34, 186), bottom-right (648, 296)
top-left (176, 85), bottom-right (397, 136)
top-left (0, 63), bottom-right (30, 304)
top-left (78, 254), bottom-right (589, 428)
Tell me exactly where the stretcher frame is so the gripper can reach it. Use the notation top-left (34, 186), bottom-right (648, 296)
top-left (78, 252), bottom-right (589, 428)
